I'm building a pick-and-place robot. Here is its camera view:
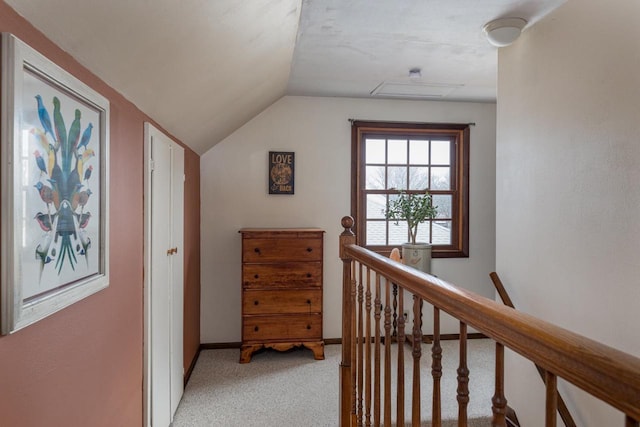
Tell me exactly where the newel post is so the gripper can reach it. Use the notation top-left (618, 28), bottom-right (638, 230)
top-left (339, 216), bottom-right (356, 427)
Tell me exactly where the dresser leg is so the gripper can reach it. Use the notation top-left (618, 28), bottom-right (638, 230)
top-left (239, 344), bottom-right (264, 363)
top-left (305, 341), bottom-right (325, 360)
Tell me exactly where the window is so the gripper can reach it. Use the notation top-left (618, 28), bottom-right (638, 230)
top-left (351, 121), bottom-right (469, 258)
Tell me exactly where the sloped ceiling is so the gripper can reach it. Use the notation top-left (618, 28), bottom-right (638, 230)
top-left (5, 0), bottom-right (564, 155)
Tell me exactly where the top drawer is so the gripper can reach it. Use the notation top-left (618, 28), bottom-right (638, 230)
top-left (242, 237), bottom-right (322, 263)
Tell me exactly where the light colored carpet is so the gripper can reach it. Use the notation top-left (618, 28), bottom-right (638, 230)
top-left (172, 340), bottom-right (495, 427)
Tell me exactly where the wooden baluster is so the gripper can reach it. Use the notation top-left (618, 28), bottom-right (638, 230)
top-left (492, 342), bottom-right (507, 427)
top-left (626, 416), bottom-right (639, 427)
top-left (365, 268), bottom-right (372, 427)
top-left (357, 263), bottom-right (364, 427)
top-left (412, 295), bottom-right (422, 427)
top-left (389, 248), bottom-right (401, 341)
top-left (352, 263), bottom-right (358, 427)
top-left (545, 370), bottom-right (557, 427)
top-left (419, 299), bottom-right (426, 343)
top-left (457, 322), bottom-right (469, 427)
top-left (339, 217), bottom-right (355, 427)
top-left (396, 287), bottom-right (405, 427)
top-left (384, 278), bottom-right (392, 426)
top-left (432, 307), bottom-right (442, 427)
top-left (374, 274), bottom-right (382, 426)
top-left (392, 283), bottom-right (398, 338)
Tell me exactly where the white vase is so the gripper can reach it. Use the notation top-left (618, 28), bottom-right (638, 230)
top-left (401, 243), bottom-right (432, 274)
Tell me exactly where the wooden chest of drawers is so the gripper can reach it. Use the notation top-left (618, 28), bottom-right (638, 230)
top-left (239, 228), bottom-right (325, 363)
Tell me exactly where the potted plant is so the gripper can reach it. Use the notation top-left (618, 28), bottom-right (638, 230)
top-left (386, 190), bottom-right (438, 273)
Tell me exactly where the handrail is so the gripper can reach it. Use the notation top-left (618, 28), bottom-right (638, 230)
top-left (341, 240), bottom-right (640, 421)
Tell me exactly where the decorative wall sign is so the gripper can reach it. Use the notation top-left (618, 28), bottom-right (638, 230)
top-left (1, 33), bottom-right (110, 334)
top-left (268, 151), bottom-right (294, 194)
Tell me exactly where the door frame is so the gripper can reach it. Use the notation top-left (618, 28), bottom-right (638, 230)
top-left (143, 122), bottom-right (184, 427)
top-left (143, 122), bottom-right (153, 427)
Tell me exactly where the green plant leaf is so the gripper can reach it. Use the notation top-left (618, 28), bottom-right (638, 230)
top-left (385, 190), bottom-right (438, 244)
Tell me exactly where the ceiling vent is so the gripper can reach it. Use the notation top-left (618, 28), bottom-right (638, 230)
top-left (370, 81), bottom-right (463, 99)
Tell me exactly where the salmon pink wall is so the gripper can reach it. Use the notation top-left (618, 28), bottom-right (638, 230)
top-left (183, 144), bottom-right (201, 376)
top-left (0, 2), bottom-right (200, 426)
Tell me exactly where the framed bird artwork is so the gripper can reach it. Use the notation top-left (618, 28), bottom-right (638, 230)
top-left (0, 33), bottom-right (110, 334)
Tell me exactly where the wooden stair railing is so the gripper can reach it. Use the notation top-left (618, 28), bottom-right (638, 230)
top-left (339, 216), bottom-right (640, 427)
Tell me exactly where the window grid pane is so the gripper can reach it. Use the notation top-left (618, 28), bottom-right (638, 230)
top-left (409, 139), bottom-right (429, 164)
top-left (415, 222), bottom-right (432, 244)
top-left (387, 139), bottom-right (408, 164)
top-left (365, 166), bottom-right (386, 190)
top-left (365, 138), bottom-right (386, 164)
top-left (387, 166), bottom-right (407, 190)
top-left (432, 221), bottom-right (452, 244)
top-left (431, 140), bottom-right (451, 165)
top-left (388, 220), bottom-right (409, 245)
top-left (430, 166), bottom-right (450, 190)
top-left (366, 220), bottom-right (387, 245)
top-left (366, 194), bottom-right (387, 219)
top-left (409, 166), bottom-right (429, 190)
top-left (433, 194), bottom-right (452, 219)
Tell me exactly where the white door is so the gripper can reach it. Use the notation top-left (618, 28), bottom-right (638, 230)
top-left (144, 123), bottom-right (184, 427)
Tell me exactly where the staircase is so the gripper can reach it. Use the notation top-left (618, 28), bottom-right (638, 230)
top-left (338, 216), bottom-right (640, 427)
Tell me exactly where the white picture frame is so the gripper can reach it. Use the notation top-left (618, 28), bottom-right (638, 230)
top-left (1, 33), bottom-right (110, 334)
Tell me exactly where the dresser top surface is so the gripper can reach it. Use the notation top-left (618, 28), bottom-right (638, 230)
top-left (239, 228), bottom-right (324, 233)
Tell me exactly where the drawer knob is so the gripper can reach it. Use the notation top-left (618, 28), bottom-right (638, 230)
top-left (254, 274), bottom-right (259, 279)
top-left (306, 325), bottom-right (311, 330)
top-left (254, 326), bottom-right (259, 332)
top-left (254, 300), bottom-right (259, 305)
top-left (254, 248), bottom-right (261, 255)
top-left (306, 247), bottom-right (313, 252)
top-left (306, 273), bottom-right (312, 278)
top-left (306, 299), bottom-right (311, 304)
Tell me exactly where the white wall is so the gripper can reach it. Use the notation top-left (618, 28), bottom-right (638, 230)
top-left (201, 96), bottom-right (496, 343)
top-left (496, 0), bottom-right (640, 425)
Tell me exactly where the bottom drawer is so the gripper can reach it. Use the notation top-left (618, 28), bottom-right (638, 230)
top-left (243, 314), bottom-right (321, 342)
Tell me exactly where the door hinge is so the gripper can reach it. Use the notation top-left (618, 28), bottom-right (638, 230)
top-left (149, 159), bottom-right (155, 171)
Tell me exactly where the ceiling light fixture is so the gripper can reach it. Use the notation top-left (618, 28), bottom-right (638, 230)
top-left (483, 17), bottom-right (527, 47)
top-left (409, 68), bottom-right (422, 79)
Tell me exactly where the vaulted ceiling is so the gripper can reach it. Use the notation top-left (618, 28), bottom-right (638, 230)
top-left (6, 0), bottom-right (565, 154)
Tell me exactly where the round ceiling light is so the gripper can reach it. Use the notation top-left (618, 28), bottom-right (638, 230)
top-left (483, 17), bottom-right (527, 47)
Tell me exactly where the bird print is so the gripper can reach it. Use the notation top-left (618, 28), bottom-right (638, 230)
top-left (84, 165), bottom-right (93, 183)
top-left (47, 144), bottom-right (56, 177)
top-left (34, 212), bottom-right (54, 232)
top-left (71, 184), bottom-right (84, 211)
top-left (78, 229), bottom-right (91, 262)
top-left (76, 148), bottom-right (95, 182)
top-left (82, 148), bottom-right (95, 161)
top-left (35, 234), bottom-right (54, 280)
top-left (77, 189), bottom-right (92, 214)
top-left (35, 95), bottom-right (55, 140)
top-left (76, 212), bottom-right (91, 229)
top-left (34, 181), bottom-right (57, 232)
top-left (34, 181), bottom-right (55, 207)
top-left (46, 178), bottom-right (61, 211)
top-left (78, 123), bottom-right (93, 151)
top-left (34, 150), bottom-right (47, 177)
top-left (30, 94), bottom-right (97, 278)
top-left (30, 128), bottom-right (52, 154)
top-left (52, 96), bottom-right (66, 152)
top-left (68, 109), bottom-right (81, 153)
